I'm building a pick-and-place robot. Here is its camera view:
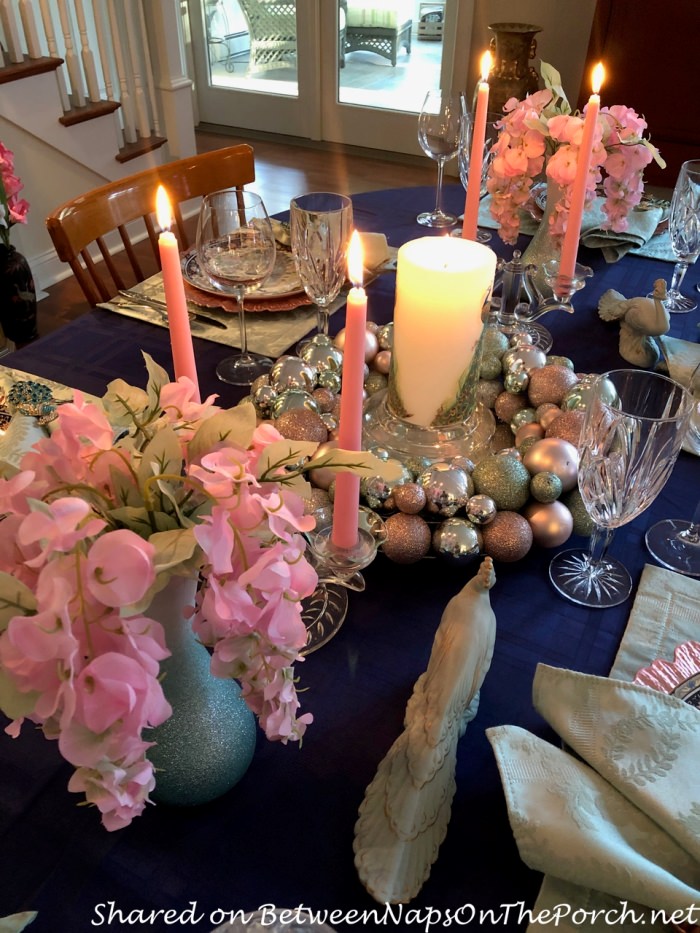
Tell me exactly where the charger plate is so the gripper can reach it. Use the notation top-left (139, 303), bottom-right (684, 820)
top-left (633, 640), bottom-right (700, 708)
top-left (182, 249), bottom-right (305, 304)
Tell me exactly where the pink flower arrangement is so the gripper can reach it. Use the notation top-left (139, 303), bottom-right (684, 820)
top-left (0, 142), bottom-right (30, 249)
top-left (487, 62), bottom-right (665, 245)
top-left (0, 355), bottom-right (396, 830)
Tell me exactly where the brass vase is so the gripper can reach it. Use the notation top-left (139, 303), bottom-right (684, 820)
top-left (486, 22), bottom-right (541, 116)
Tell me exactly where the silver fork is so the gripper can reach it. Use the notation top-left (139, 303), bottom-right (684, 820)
top-left (116, 290), bottom-right (229, 330)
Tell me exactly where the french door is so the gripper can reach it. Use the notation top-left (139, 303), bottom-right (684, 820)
top-left (188, 0), bottom-right (474, 157)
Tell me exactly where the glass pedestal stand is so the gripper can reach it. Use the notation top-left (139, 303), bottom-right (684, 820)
top-left (362, 388), bottom-right (495, 467)
top-left (301, 507), bottom-right (386, 654)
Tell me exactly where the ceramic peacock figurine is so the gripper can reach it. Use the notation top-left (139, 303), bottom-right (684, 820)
top-left (353, 557), bottom-right (497, 904)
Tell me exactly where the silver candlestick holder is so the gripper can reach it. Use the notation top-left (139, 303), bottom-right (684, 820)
top-left (522, 259), bottom-right (594, 321)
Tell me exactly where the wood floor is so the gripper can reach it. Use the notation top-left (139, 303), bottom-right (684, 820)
top-left (34, 129), bottom-right (436, 343)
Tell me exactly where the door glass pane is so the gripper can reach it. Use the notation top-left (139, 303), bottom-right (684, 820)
top-left (339, 0), bottom-right (444, 112)
top-left (203, 0), bottom-right (299, 98)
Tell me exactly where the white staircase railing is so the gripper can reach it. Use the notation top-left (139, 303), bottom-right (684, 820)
top-left (0, 0), bottom-right (188, 150)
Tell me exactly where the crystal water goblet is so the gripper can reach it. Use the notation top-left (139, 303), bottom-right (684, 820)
top-left (289, 192), bottom-right (353, 347)
top-left (416, 89), bottom-right (465, 228)
top-left (549, 369), bottom-right (694, 608)
top-left (645, 362), bottom-right (700, 576)
top-left (665, 159), bottom-right (700, 313)
top-left (196, 189), bottom-right (277, 385)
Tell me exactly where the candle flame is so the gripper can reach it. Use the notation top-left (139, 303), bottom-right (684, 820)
top-left (591, 62), bottom-right (605, 95)
top-left (348, 230), bottom-right (364, 287)
top-left (155, 185), bottom-right (172, 232)
top-left (480, 51), bottom-right (493, 82)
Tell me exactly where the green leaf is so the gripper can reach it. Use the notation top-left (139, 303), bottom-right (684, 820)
top-left (142, 352), bottom-right (171, 411)
top-left (539, 61), bottom-right (570, 113)
top-left (137, 424), bottom-right (183, 490)
top-left (0, 669), bottom-right (39, 721)
top-left (188, 402), bottom-right (257, 462)
top-left (149, 528), bottom-right (199, 573)
top-left (0, 573), bottom-right (37, 631)
top-left (256, 439), bottom-right (320, 480)
top-left (107, 505), bottom-right (179, 535)
top-left (102, 379), bottom-right (150, 426)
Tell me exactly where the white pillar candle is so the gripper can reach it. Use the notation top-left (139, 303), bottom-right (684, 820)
top-left (390, 236), bottom-right (497, 428)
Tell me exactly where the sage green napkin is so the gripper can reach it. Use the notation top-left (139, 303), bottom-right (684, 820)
top-left (580, 199), bottom-right (664, 262)
top-left (487, 663), bottom-right (700, 920)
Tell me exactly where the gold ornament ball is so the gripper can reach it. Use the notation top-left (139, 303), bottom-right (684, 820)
top-left (527, 365), bottom-right (580, 408)
top-left (491, 423), bottom-right (516, 451)
top-left (483, 328), bottom-right (510, 357)
top-left (472, 454), bottom-right (531, 511)
top-left (523, 501), bottom-right (573, 548)
top-left (393, 482), bottom-right (427, 514)
top-left (530, 470), bottom-right (563, 503)
top-left (480, 354), bottom-right (503, 380)
top-left (494, 391), bottom-right (529, 424)
top-left (522, 437), bottom-right (579, 492)
top-left (515, 421), bottom-right (545, 446)
top-left (563, 488), bottom-right (596, 537)
top-left (307, 439), bottom-right (339, 490)
top-left (382, 513), bottom-right (432, 564)
top-left (545, 410), bottom-right (585, 448)
top-left (335, 327), bottom-right (379, 363)
top-left (312, 387), bottom-right (336, 414)
top-left (303, 487), bottom-right (331, 515)
top-left (478, 379), bottom-right (503, 410)
top-left (538, 404), bottom-right (562, 431)
top-left (373, 349), bottom-right (392, 375)
top-left (275, 409), bottom-right (328, 444)
top-left (481, 511), bottom-right (533, 562)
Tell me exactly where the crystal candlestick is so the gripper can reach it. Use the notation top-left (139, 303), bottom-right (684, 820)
top-left (301, 507), bottom-right (386, 654)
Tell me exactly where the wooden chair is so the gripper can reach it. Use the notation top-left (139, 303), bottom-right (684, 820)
top-left (45, 144), bottom-right (256, 308)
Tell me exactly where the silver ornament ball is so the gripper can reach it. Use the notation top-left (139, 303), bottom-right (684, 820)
top-left (432, 518), bottom-right (483, 566)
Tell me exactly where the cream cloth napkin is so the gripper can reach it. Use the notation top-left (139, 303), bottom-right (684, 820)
top-left (0, 913), bottom-right (37, 932)
top-left (488, 565), bottom-right (700, 931)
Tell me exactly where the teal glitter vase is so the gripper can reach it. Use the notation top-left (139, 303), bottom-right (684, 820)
top-left (146, 575), bottom-right (257, 806)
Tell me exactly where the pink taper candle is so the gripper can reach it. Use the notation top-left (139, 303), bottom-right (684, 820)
top-left (332, 231), bottom-right (367, 549)
top-left (156, 185), bottom-right (200, 401)
top-left (559, 63), bottom-right (605, 279)
top-left (462, 51), bottom-right (493, 241)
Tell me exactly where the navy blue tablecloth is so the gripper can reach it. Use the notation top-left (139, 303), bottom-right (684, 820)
top-left (1, 185), bottom-right (698, 933)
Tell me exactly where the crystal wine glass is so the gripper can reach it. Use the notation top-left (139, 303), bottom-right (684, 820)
top-left (196, 189), bottom-right (277, 385)
top-left (665, 159), bottom-right (700, 313)
top-left (289, 192), bottom-right (353, 347)
top-left (549, 369), bottom-right (693, 608)
top-left (416, 89), bottom-right (466, 228)
top-left (454, 109), bottom-right (501, 243)
top-left (645, 362), bottom-right (700, 576)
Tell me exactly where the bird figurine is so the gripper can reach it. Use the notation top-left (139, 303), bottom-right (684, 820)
top-left (598, 277), bottom-right (670, 368)
top-left (353, 557), bottom-right (497, 904)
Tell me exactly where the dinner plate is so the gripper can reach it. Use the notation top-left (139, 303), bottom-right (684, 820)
top-left (182, 248), bottom-right (305, 301)
top-left (633, 640), bottom-right (700, 708)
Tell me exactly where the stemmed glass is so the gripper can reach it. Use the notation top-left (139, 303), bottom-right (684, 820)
top-left (665, 159), bottom-right (700, 313)
top-left (549, 369), bottom-right (693, 608)
top-left (454, 110), bottom-right (501, 243)
top-left (645, 362), bottom-right (700, 576)
top-left (289, 192), bottom-right (353, 346)
top-left (196, 189), bottom-right (277, 385)
top-left (416, 89), bottom-right (465, 228)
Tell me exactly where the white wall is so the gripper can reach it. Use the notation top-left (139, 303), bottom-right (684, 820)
top-left (468, 0), bottom-right (597, 109)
